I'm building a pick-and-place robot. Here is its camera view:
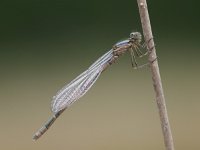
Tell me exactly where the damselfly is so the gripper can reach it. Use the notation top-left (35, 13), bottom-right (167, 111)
top-left (33, 32), bottom-right (148, 140)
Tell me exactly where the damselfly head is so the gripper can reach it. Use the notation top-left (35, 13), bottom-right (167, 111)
top-left (130, 32), bottom-right (142, 43)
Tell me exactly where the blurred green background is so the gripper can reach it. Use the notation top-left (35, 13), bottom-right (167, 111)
top-left (0, 0), bottom-right (200, 149)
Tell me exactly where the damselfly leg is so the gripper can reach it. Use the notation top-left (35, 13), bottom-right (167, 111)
top-left (146, 37), bottom-right (155, 54)
top-left (129, 48), bottom-right (138, 69)
top-left (130, 44), bottom-right (149, 69)
top-left (134, 44), bottom-right (145, 57)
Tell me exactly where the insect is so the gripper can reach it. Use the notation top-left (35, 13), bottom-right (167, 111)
top-left (33, 32), bottom-right (148, 140)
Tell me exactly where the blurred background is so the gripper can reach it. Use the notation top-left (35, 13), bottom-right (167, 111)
top-left (0, 0), bottom-right (200, 149)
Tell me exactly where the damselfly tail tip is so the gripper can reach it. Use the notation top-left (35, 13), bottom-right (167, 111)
top-left (32, 137), bottom-right (37, 141)
top-left (32, 132), bottom-right (40, 141)
top-left (32, 127), bottom-right (46, 141)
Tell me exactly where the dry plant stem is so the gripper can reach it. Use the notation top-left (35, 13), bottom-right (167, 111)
top-left (137, 0), bottom-right (175, 150)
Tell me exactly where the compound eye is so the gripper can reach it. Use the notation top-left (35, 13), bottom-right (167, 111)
top-left (130, 32), bottom-right (135, 38)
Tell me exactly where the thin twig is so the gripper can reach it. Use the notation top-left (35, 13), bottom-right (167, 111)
top-left (136, 0), bottom-right (175, 150)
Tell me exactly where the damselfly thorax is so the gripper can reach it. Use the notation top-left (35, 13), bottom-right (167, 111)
top-left (109, 32), bottom-right (147, 69)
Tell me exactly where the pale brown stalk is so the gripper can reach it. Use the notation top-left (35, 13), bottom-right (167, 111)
top-left (137, 0), bottom-right (175, 150)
